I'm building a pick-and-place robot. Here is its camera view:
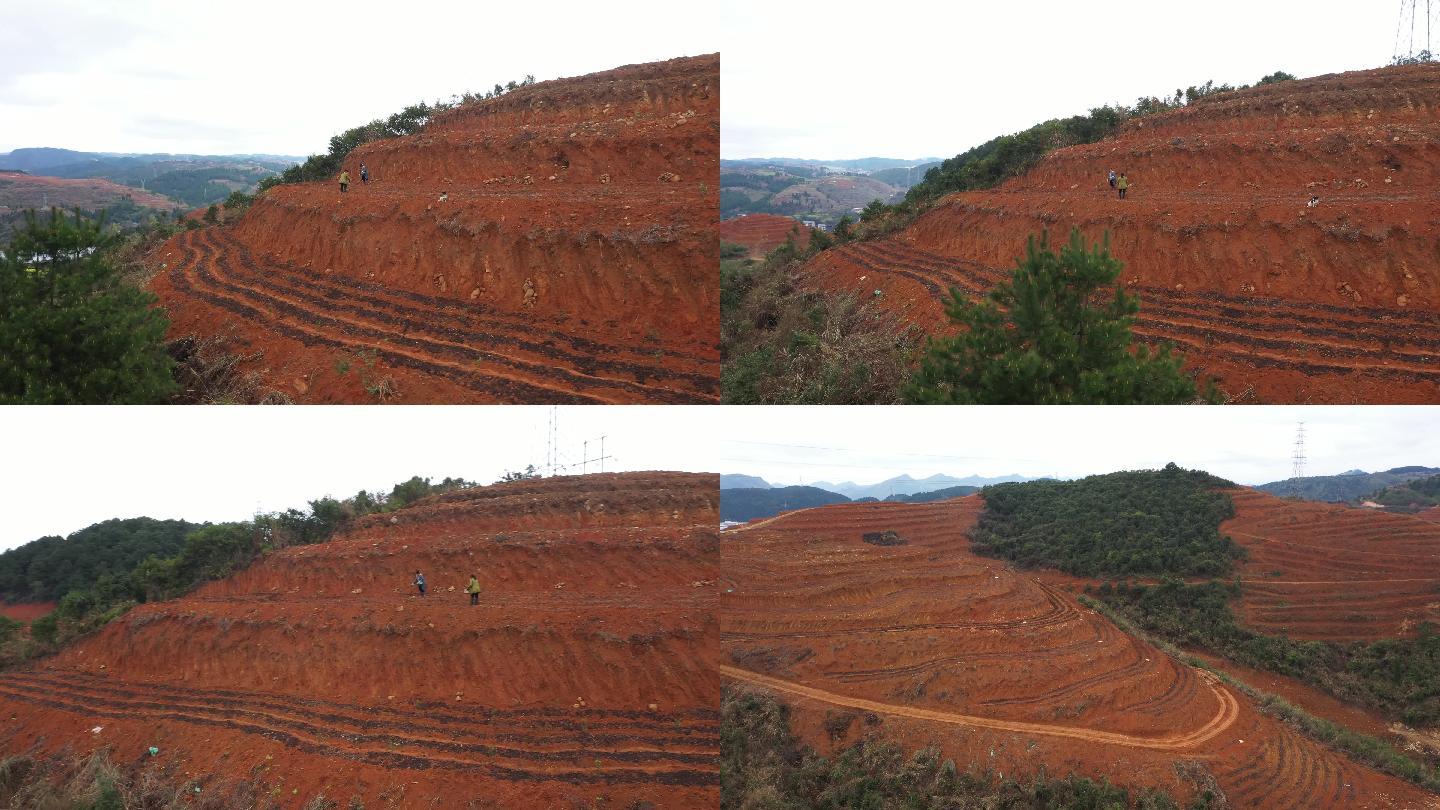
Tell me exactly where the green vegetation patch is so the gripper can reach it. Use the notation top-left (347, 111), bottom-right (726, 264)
top-left (0, 517), bottom-right (200, 604)
top-left (0, 209), bottom-right (177, 403)
top-left (973, 464), bottom-right (1241, 578)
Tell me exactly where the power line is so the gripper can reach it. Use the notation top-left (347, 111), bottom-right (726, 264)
top-left (1291, 422), bottom-right (1307, 481)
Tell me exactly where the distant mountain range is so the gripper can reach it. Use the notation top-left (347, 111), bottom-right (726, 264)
top-left (720, 474), bottom-right (772, 489)
top-left (720, 481), bottom-right (985, 523)
top-left (723, 472), bottom-right (1038, 500)
top-left (720, 486), bottom-right (851, 522)
top-left (0, 147), bottom-right (302, 210)
top-left (810, 473), bottom-right (1039, 500)
top-left (1255, 466), bottom-right (1440, 502)
top-left (722, 157), bottom-right (943, 173)
top-left (0, 147), bottom-right (303, 173)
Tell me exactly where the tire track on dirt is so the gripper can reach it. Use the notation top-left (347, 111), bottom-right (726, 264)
top-left (719, 665), bottom-right (1239, 751)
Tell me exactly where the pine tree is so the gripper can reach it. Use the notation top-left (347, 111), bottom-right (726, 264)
top-left (0, 208), bottom-right (176, 403)
top-left (904, 229), bottom-right (1202, 404)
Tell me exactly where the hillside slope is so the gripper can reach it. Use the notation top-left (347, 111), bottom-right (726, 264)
top-left (1256, 466), bottom-right (1440, 501)
top-left (721, 498), bottom-right (1438, 808)
top-left (0, 472), bottom-right (720, 807)
top-left (803, 63), bottom-right (1440, 403)
top-left (1224, 487), bottom-right (1440, 640)
top-left (148, 55), bottom-right (719, 403)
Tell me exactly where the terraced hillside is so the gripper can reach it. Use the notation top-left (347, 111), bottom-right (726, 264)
top-left (719, 213), bottom-right (810, 258)
top-left (722, 498), bottom-right (1439, 808)
top-left (149, 55), bottom-right (719, 403)
top-left (1225, 488), bottom-right (1440, 640)
top-left (802, 63), bottom-right (1440, 403)
top-left (0, 472), bottom-right (720, 807)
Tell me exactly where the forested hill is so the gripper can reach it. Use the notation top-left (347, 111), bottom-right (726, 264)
top-left (1359, 473), bottom-right (1440, 511)
top-left (1256, 466), bottom-right (1440, 502)
top-left (0, 517), bottom-right (201, 603)
top-left (721, 486), bottom-right (850, 522)
top-left (972, 464), bottom-right (1242, 578)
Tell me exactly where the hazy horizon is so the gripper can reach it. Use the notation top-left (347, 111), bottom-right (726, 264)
top-left (2, 0), bottom-right (718, 155)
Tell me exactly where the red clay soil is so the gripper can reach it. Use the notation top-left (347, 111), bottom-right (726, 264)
top-left (719, 213), bottom-right (810, 258)
top-left (0, 171), bottom-right (176, 211)
top-left (147, 55), bottom-right (719, 404)
top-left (0, 472), bottom-right (719, 808)
top-left (0, 602), bottom-right (54, 622)
top-left (1223, 488), bottom-right (1440, 641)
top-left (722, 497), bottom-right (1440, 809)
top-left (801, 63), bottom-right (1440, 403)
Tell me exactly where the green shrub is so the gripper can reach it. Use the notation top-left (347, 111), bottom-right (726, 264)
top-left (905, 230), bottom-right (1206, 404)
top-left (0, 208), bottom-right (176, 403)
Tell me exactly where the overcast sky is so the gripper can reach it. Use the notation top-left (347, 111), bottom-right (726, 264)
top-left (722, 0), bottom-right (1430, 160)
top-left (1, 0), bottom-right (719, 156)
top-left (718, 406), bottom-right (1440, 489)
top-left (0, 406), bottom-right (716, 551)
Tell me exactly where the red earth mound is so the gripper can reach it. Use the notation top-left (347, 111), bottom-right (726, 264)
top-left (148, 55), bottom-right (719, 403)
top-left (0, 602), bottom-right (54, 623)
top-left (0, 472), bottom-right (720, 808)
top-left (719, 213), bottom-right (811, 258)
top-left (1223, 488), bottom-right (1440, 641)
top-left (801, 63), bottom-right (1440, 403)
top-left (722, 497), bottom-right (1438, 808)
top-left (0, 171), bottom-right (176, 212)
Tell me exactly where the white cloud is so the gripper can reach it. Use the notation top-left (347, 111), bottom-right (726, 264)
top-left (0, 406), bottom-right (718, 551)
top-left (1, 0), bottom-right (720, 155)
top-left (722, 0), bottom-right (1415, 159)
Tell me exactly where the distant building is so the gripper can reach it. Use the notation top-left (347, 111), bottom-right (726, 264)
top-left (802, 220), bottom-right (818, 229)
top-left (814, 223), bottom-right (829, 232)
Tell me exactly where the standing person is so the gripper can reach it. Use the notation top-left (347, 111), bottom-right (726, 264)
top-left (360, 163), bottom-right (369, 185)
top-left (1117, 172), bottom-right (1129, 200)
top-left (414, 570), bottom-right (426, 597)
top-left (339, 170), bottom-right (350, 193)
top-left (1108, 169), bottom-right (1117, 190)
top-left (465, 574), bottom-right (481, 606)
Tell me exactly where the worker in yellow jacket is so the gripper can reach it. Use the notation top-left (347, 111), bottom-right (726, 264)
top-left (466, 574), bottom-right (481, 606)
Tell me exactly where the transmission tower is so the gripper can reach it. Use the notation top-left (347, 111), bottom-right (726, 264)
top-left (1291, 422), bottom-right (1307, 481)
top-left (1395, 0), bottom-right (1436, 62)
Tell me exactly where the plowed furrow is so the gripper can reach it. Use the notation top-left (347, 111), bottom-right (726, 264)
top-left (826, 633), bottom-right (1105, 682)
top-left (855, 240), bottom-right (1438, 350)
top-left (178, 234), bottom-right (704, 403)
top-left (870, 241), bottom-right (1440, 333)
top-left (979, 638), bottom-right (1150, 707)
top-left (832, 242), bottom-right (1440, 383)
top-left (208, 231), bottom-right (716, 393)
top-left (7, 671), bottom-right (713, 747)
top-left (171, 251), bottom-right (601, 403)
top-left (0, 681), bottom-right (715, 784)
top-left (219, 233), bottom-right (705, 365)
